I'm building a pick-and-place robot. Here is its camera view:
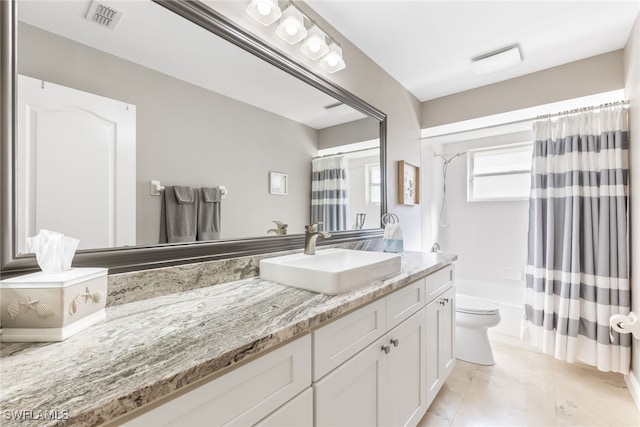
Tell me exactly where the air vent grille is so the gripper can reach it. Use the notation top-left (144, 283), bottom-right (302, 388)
top-left (85, 1), bottom-right (123, 30)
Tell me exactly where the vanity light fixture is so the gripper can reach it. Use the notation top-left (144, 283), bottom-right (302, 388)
top-left (246, 0), bottom-right (282, 26)
top-left (276, 5), bottom-right (308, 45)
top-left (245, 0), bottom-right (346, 73)
top-left (471, 45), bottom-right (521, 75)
top-left (300, 25), bottom-right (329, 60)
top-left (319, 42), bottom-right (346, 74)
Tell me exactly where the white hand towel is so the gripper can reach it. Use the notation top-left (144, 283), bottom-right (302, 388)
top-left (383, 223), bottom-right (403, 253)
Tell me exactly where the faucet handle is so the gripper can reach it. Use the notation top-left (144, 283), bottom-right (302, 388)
top-left (306, 222), bottom-right (323, 232)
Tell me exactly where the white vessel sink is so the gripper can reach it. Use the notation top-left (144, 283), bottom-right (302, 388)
top-left (259, 248), bottom-right (402, 295)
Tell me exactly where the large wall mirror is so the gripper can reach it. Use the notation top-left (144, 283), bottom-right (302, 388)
top-left (0, 0), bottom-right (387, 275)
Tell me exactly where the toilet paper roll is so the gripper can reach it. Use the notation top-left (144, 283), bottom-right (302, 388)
top-left (609, 312), bottom-right (640, 339)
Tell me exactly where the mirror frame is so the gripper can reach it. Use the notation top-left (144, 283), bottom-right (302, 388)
top-left (0, 0), bottom-right (387, 276)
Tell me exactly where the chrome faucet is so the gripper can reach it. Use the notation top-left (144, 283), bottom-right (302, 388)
top-left (304, 222), bottom-right (331, 255)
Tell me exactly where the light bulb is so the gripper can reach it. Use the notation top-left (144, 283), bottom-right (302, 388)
top-left (284, 20), bottom-right (298, 36)
top-left (256, 2), bottom-right (271, 16)
top-left (319, 43), bottom-right (345, 73)
top-left (308, 37), bottom-right (321, 52)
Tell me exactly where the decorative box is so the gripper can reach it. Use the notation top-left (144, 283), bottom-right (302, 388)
top-left (0, 268), bottom-right (107, 342)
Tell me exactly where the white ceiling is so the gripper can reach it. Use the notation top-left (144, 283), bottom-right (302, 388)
top-left (18, 0), bottom-right (366, 129)
top-left (306, 0), bottom-right (640, 102)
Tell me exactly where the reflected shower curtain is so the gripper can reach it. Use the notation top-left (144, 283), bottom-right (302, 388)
top-left (523, 104), bottom-right (630, 373)
top-left (311, 156), bottom-right (348, 231)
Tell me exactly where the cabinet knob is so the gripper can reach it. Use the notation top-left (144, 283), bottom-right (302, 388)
top-left (390, 338), bottom-right (399, 347)
top-left (381, 345), bottom-right (391, 355)
top-left (440, 300), bottom-right (446, 306)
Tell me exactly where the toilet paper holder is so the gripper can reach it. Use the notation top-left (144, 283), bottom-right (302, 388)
top-left (610, 312), bottom-right (639, 340)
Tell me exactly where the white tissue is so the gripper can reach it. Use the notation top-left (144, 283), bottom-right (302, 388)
top-left (610, 312), bottom-right (640, 340)
top-left (26, 230), bottom-right (79, 274)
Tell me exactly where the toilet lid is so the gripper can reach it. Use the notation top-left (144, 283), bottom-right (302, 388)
top-left (456, 295), bottom-right (499, 315)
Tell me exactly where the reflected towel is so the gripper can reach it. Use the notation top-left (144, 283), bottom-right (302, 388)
top-left (197, 187), bottom-right (221, 241)
top-left (383, 223), bottom-right (403, 253)
top-left (160, 185), bottom-right (198, 243)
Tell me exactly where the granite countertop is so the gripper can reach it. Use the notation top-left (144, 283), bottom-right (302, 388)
top-left (0, 251), bottom-right (456, 427)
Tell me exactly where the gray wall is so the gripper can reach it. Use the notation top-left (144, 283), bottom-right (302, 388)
top-left (18, 23), bottom-right (316, 244)
top-left (421, 50), bottom-right (625, 128)
top-left (624, 11), bottom-right (640, 393)
top-left (317, 117), bottom-right (380, 150)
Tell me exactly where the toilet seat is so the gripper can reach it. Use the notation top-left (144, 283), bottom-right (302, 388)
top-left (456, 295), bottom-right (499, 315)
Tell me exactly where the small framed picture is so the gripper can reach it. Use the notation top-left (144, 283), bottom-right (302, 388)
top-left (269, 172), bottom-right (288, 195)
top-left (398, 161), bottom-right (420, 205)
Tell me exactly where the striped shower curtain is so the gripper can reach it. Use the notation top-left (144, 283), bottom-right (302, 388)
top-left (311, 156), bottom-right (348, 231)
top-left (523, 104), bottom-right (630, 374)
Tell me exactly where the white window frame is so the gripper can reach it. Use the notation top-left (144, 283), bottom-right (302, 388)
top-left (467, 142), bottom-right (532, 202)
top-left (365, 163), bottom-right (381, 205)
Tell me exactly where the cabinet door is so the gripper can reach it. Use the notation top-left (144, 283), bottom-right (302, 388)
top-left (314, 336), bottom-right (388, 427)
top-left (387, 307), bottom-right (427, 427)
top-left (439, 287), bottom-right (456, 380)
top-left (425, 287), bottom-right (456, 407)
top-left (255, 388), bottom-right (313, 427)
top-left (425, 298), bottom-right (442, 407)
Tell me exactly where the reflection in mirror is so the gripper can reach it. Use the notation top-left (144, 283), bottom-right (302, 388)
top-left (312, 139), bottom-right (380, 232)
top-left (14, 0), bottom-right (381, 252)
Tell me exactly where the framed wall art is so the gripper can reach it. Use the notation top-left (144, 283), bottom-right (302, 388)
top-left (398, 161), bottom-right (420, 205)
top-left (269, 171), bottom-right (288, 195)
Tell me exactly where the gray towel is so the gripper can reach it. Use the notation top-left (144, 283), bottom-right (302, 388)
top-left (174, 186), bottom-right (195, 203)
top-left (159, 185), bottom-right (198, 243)
top-left (197, 187), bottom-right (221, 241)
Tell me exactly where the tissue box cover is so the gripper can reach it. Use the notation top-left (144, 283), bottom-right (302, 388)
top-left (0, 267), bottom-right (107, 342)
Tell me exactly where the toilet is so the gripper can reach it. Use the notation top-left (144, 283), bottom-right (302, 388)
top-left (455, 294), bottom-right (501, 365)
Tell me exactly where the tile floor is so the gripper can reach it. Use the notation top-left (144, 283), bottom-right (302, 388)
top-left (419, 340), bottom-right (639, 426)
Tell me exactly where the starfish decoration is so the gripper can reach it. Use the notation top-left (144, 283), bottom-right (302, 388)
top-left (18, 296), bottom-right (40, 312)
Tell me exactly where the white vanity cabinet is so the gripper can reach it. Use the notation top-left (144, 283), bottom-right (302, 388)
top-left (314, 265), bottom-right (455, 427)
top-left (123, 263), bottom-right (456, 427)
top-left (314, 274), bottom-right (443, 427)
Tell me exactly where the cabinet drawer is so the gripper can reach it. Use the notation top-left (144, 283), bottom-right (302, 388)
top-left (313, 298), bottom-right (386, 381)
top-left (425, 265), bottom-right (454, 304)
top-left (386, 278), bottom-right (426, 330)
top-left (124, 334), bottom-right (311, 426)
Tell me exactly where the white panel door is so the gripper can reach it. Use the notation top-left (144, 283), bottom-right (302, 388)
top-left (16, 75), bottom-right (136, 251)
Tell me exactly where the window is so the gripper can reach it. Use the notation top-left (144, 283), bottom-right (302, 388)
top-left (366, 163), bottom-right (381, 204)
top-left (467, 143), bottom-right (532, 202)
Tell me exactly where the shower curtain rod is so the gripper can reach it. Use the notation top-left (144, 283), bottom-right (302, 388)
top-left (312, 146), bottom-right (379, 159)
top-left (423, 99), bottom-right (629, 140)
top-left (535, 100), bottom-right (629, 120)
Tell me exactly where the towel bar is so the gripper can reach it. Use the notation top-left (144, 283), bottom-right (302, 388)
top-left (150, 180), bottom-right (227, 198)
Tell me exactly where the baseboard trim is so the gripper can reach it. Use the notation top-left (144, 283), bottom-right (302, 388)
top-left (625, 370), bottom-right (640, 412)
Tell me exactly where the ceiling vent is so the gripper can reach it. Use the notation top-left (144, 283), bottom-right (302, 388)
top-left (324, 102), bottom-right (353, 116)
top-left (85, 1), bottom-right (123, 30)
